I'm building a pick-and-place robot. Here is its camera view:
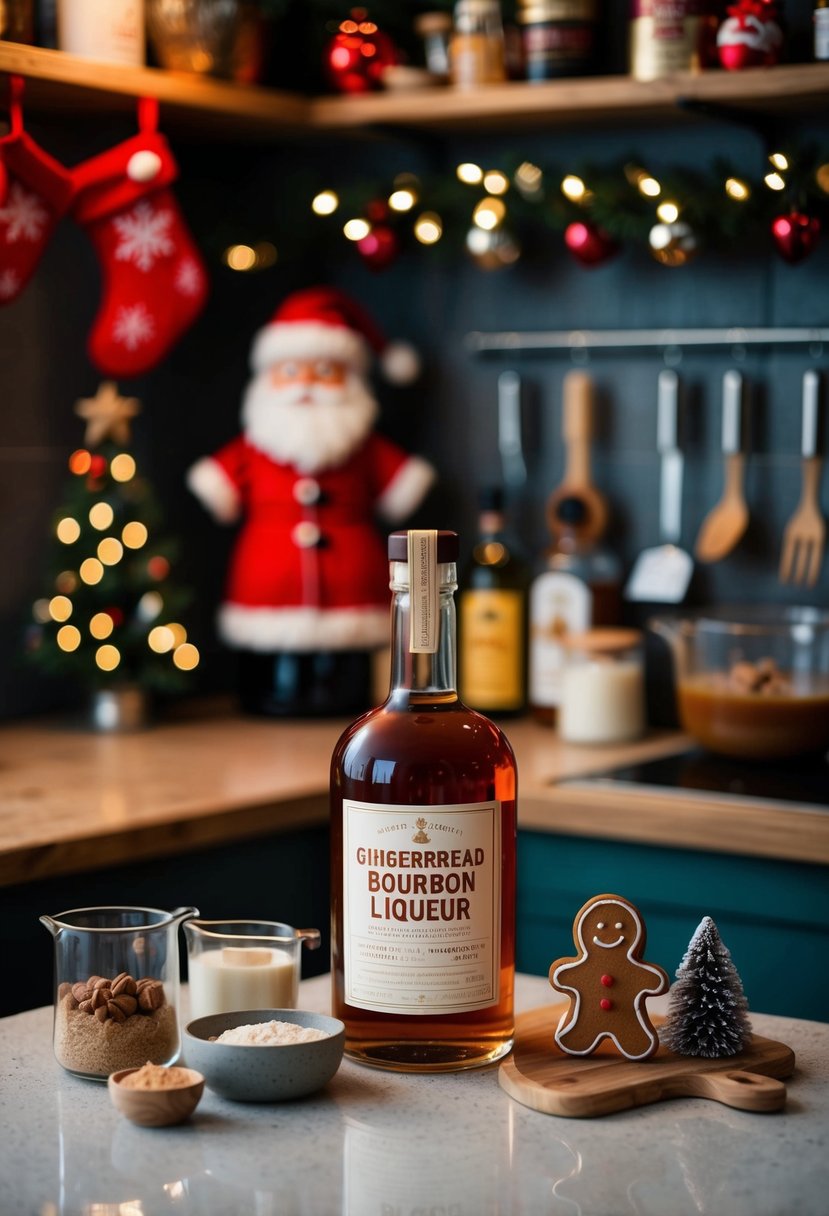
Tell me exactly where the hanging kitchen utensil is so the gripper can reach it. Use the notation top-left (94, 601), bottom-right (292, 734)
top-left (497, 370), bottom-right (527, 489)
top-left (546, 370), bottom-right (608, 544)
top-left (779, 369), bottom-right (826, 589)
top-left (694, 369), bottom-right (749, 563)
top-left (625, 369), bottom-right (694, 603)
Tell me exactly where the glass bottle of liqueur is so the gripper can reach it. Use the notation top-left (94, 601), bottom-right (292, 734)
top-left (330, 530), bottom-right (516, 1071)
top-left (529, 499), bottom-right (622, 726)
top-left (459, 487), bottom-right (531, 718)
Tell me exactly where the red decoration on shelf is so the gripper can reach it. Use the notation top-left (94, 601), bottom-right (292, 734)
top-left (358, 224), bottom-right (400, 270)
top-left (771, 211), bottom-right (821, 264)
top-left (564, 220), bottom-right (619, 267)
top-left (324, 8), bottom-right (398, 94)
top-left (717, 1), bottom-right (783, 70)
top-left (88, 454), bottom-right (108, 481)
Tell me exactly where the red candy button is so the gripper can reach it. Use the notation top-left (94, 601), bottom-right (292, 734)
top-left (600, 998), bottom-right (613, 1011)
top-left (601, 975), bottom-right (614, 987)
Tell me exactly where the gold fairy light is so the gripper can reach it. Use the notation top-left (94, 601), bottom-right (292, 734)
top-left (90, 612), bottom-right (114, 640)
top-left (638, 175), bottom-right (661, 198)
top-left (95, 644), bottom-right (120, 671)
top-left (769, 152), bottom-right (788, 171)
top-left (389, 188), bottom-right (416, 212)
top-left (472, 197), bottom-right (506, 230)
top-left (224, 244), bottom-right (257, 271)
top-left (33, 599), bottom-right (51, 624)
top-left (97, 537), bottom-right (124, 566)
top-left (89, 503), bottom-right (114, 530)
top-left (312, 190), bottom-right (339, 215)
top-left (343, 218), bottom-right (371, 241)
top-left (111, 454), bottom-right (136, 483)
top-left (414, 212), bottom-right (443, 244)
top-left (483, 170), bottom-right (509, 196)
top-left (122, 522), bottom-right (148, 549)
top-left (173, 643), bottom-right (200, 671)
top-left (656, 201), bottom-right (680, 223)
top-left (57, 517), bottom-right (81, 544)
top-left (48, 595), bottom-right (73, 622)
top-left (167, 623), bottom-right (187, 648)
top-left (148, 626), bottom-right (175, 653)
top-left (561, 174), bottom-right (586, 202)
top-left (79, 558), bottom-right (104, 585)
top-left (456, 163), bottom-right (483, 185)
top-left (725, 177), bottom-right (750, 201)
top-left (764, 171), bottom-right (785, 191)
top-left (514, 161), bottom-right (543, 197)
top-left (57, 625), bottom-right (81, 652)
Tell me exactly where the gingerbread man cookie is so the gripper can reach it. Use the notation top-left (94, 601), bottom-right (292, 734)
top-left (549, 893), bottom-right (669, 1060)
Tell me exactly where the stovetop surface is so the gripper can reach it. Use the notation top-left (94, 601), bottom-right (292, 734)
top-left (561, 750), bottom-right (829, 810)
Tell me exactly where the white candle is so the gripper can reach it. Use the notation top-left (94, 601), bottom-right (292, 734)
top-left (560, 658), bottom-right (645, 744)
top-left (188, 947), bottom-right (298, 1020)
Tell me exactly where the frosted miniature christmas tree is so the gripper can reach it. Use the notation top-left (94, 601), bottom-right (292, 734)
top-left (661, 917), bottom-right (752, 1058)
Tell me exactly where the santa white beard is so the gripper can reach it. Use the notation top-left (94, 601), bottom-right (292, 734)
top-left (241, 369), bottom-right (379, 473)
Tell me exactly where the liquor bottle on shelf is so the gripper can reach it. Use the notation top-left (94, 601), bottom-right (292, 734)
top-left (459, 487), bottom-right (530, 718)
top-left (529, 503), bottom-right (622, 727)
top-left (330, 529), bottom-right (516, 1072)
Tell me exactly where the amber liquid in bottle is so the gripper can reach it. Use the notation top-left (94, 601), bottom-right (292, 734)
top-left (330, 533), bottom-right (516, 1071)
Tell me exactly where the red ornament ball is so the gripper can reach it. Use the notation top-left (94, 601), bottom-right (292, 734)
top-left (325, 11), bottom-right (398, 94)
top-left (358, 225), bottom-right (400, 271)
top-left (564, 221), bottom-right (619, 267)
top-left (772, 211), bottom-right (821, 264)
top-left (717, 6), bottom-right (783, 71)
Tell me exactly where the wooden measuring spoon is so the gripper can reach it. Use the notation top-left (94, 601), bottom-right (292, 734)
top-left (695, 370), bottom-right (749, 563)
top-left (546, 370), bottom-right (608, 543)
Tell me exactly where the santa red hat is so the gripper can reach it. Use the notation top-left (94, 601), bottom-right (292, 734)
top-left (250, 285), bottom-right (420, 384)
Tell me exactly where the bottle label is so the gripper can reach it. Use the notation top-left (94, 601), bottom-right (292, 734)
top-left (408, 530), bottom-right (439, 653)
top-left (460, 589), bottom-right (524, 709)
top-left (529, 571), bottom-right (592, 707)
top-left (343, 800), bottom-right (501, 1015)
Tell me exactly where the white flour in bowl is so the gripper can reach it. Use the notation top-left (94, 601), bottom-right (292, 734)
top-left (212, 1020), bottom-right (329, 1046)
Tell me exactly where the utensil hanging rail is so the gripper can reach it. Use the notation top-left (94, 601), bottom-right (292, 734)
top-left (465, 326), bottom-right (829, 355)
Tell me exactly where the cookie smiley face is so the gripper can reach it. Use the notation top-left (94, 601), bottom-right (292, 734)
top-left (549, 893), bottom-right (669, 1061)
top-left (580, 900), bottom-right (642, 954)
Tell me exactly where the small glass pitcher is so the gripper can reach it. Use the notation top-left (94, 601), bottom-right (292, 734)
top-left (184, 920), bottom-right (321, 1020)
top-left (40, 905), bottom-right (197, 1081)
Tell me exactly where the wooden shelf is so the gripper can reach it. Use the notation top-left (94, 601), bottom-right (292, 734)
top-left (2, 43), bottom-right (829, 137)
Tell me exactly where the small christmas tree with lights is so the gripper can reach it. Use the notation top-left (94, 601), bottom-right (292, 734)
top-left (27, 383), bottom-right (199, 698)
top-left (661, 917), bottom-right (752, 1058)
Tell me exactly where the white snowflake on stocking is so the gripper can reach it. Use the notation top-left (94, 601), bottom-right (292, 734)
top-left (175, 257), bottom-right (202, 297)
top-left (0, 183), bottom-right (49, 244)
top-left (113, 201), bottom-right (175, 272)
top-left (113, 302), bottom-right (155, 350)
top-left (0, 269), bottom-right (20, 300)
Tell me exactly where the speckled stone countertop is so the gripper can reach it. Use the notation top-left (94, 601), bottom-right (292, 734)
top-left (2, 975), bottom-right (827, 1216)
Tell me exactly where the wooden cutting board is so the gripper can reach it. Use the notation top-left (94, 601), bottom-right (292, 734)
top-left (498, 1004), bottom-right (795, 1118)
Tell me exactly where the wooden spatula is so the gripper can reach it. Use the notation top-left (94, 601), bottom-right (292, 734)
top-left (695, 370), bottom-right (749, 563)
top-left (779, 369), bottom-right (825, 588)
top-left (546, 370), bottom-right (608, 544)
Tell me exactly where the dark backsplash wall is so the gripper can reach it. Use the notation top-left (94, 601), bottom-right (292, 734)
top-left (1, 90), bottom-right (828, 718)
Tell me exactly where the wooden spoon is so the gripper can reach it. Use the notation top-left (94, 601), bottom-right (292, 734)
top-left (695, 370), bottom-right (749, 563)
top-left (546, 370), bottom-right (608, 544)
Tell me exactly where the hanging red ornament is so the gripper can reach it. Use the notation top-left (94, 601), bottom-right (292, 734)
top-left (87, 454), bottom-right (108, 482)
top-left (717, 1), bottom-right (783, 70)
top-left (564, 220), bottom-right (619, 267)
top-left (771, 211), bottom-right (821, 264)
top-left (324, 8), bottom-right (399, 94)
top-left (358, 224), bottom-right (400, 270)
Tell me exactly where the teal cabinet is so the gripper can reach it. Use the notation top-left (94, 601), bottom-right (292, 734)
top-left (517, 830), bottom-right (829, 1022)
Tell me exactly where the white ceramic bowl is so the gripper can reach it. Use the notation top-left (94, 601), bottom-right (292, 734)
top-left (183, 1009), bottom-right (345, 1102)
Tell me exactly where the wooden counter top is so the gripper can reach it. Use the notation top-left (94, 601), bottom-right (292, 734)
top-left (0, 708), bottom-right (826, 887)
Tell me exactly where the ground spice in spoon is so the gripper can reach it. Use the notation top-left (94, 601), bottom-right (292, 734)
top-left (120, 1061), bottom-right (195, 1090)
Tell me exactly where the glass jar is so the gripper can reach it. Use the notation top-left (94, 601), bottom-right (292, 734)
top-left (517, 0), bottom-right (597, 81)
top-left (559, 628), bottom-right (645, 744)
top-left (39, 905), bottom-right (196, 1080)
top-left (184, 919), bottom-right (321, 1020)
top-left (450, 0), bottom-right (507, 87)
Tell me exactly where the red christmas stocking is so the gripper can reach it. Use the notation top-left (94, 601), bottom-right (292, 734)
top-left (0, 77), bottom-right (74, 305)
top-left (71, 101), bottom-right (208, 378)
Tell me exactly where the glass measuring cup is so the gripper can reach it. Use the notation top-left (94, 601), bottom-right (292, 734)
top-left (184, 920), bottom-right (321, 1020)
top-left (40, 905), bottom-right (197, 1080)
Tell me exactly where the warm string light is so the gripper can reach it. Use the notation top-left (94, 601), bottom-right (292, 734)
top-left (56, 517), bottom-right (80, 544)
top-left (343, 218), bottom-right (370, 241)
top-left (89, 503), bottom-right (114, 530)
top-left (414, 212), bottom-right (442, 244)
top-left (122, 521), bottom-right (148, 549)
top-left (110, 454), bottom-right (136, 483)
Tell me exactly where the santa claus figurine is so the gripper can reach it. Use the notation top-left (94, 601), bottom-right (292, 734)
top-left (187, 285), bottom-right (435, 715)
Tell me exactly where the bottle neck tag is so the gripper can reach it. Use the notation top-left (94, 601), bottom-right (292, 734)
top-left (407, 529), bottom-right (439, 653)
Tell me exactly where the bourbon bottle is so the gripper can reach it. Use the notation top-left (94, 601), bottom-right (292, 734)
top-left (330, 529), bottom-right (516, 1071)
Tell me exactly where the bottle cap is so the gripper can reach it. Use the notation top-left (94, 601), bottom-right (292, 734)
top-left (388, 530), bottom-right (459, 562)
